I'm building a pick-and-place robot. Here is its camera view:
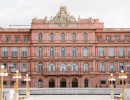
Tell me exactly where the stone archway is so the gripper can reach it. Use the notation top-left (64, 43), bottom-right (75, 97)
top-left (72, 78), bottom-right (78, 88)
top-left (84, 79), bottom-right (88, 87)
top-left (49, 78), bottom-right (55, 88)
top-left (38, 79), bottom-right (43, 88)
top-left (60, 78), bottom-right (66, 88)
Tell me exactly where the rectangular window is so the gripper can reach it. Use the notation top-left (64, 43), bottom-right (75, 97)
top-left (84, 33), bottom-right (88, 42)
top-left (72, 33), bottom-right (76, 42)
top-left (15, 36), bottom-right (20, 42)
top-left (3, 62), bottom-right (8, 69)
top-left (97, 36), bottom-right (102, 41)
top-left (12, 47), bottom-right (18, 57)
top-left (24, 36), bottom-right (29, 42)
top-left (21, 62), bottom-right (27, 72)
top-left (21, 81), bottom-right (26, 85)
top-left (11, 62), bottom-right (17, 72)
top-left (106, 36), bottom-right (111, 41)
top-left (21, 47), bottom-right (27, 57)
top-left (119, 47), bottom-right (124, 57)
top-left (125, 36), bottom-right (130, 41)
top-left (100, 80), bottom-right (106, 84)
top-left (50, 33), bottom-right (54, 42)
top-left (3, 81), bottom-right (7, 85)
top-left (119, 62), bottom-right (124, 71)
top-left (6, 36), bottom-right (10, 42)
top-left (115, 36), bottom-right (120, 41)
top-left (2, 47), bottom-right (8, 57)
top-left (109, 62), bottom-right (115, 72)
top-left (99, 47), bottom-right (104, 57)
top-left (11, 81), bottom-right (15, 85)
top-left (99, 62), bottom-right (105, 72)
top-left (61, 33), bottom-right (65, 42)
top-left (109, 47), bottom-right (114, 57)
top-left (128, 47), bottom-right (130, 57)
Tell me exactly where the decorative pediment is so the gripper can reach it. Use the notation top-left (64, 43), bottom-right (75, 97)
top-left (49, 6), bottom-right (77, 23)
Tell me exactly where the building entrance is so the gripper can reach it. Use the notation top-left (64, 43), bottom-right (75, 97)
top-left (60, 78), bottom-right (66, 88)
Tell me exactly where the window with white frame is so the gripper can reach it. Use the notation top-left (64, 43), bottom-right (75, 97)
top-left (38, 33), bottom-right (43, 42)
top-left (71, 63), bottom-right (78, 72)
top-left (60, 63), bottom-right (66, 72)
top-left (128, 47), bottom-right (130, 57)
top-left (106, 36), bottom-right (111, 41)
top-left (12, 47), bottom-right (18, 57)
top-left (61, 33), bottom-right (65, 42)
top-left (61, 47), bottom-right (65, 57)
top-left (49, 63), bottom-right (55, 72)
top-left (15, 36), bottom-right (20, 42)
top-left (72, 47), bottom-right (77, 57)
top-left (2, 47), bottom-right (8, 57)
top-left (50, 33), bottom-right (54, 42)
top-left (6, 36), bottom-right (10, 42)
top-left (24, 36), bottom-right (29, 42)
top-left (83, 63), bottom-right (89, 72)
top-left (97, 36), bottom-right (102, 41)
top-left (84, 33), bottom-right (88, 42)
top-left (115, 36), bottom-right (120, 41)
top-left (119, 62), bottom-right (124, 71)
top-left (83, 47), bottom-right (88, 57)
top-left (21, 62), bottom-right (27, 72)
top-left (38, 62), bottom-right (43, 72)
top-left (50, 47), bottom-right (54, 57)
top-left (21, 47), bottom-right (27, 57)
top-left (109, 47), bottom-right (114, 57)
top-left (72, 33), bottom-right (76, 42)
top-left (118, 47), bottom-right (124, 57)
top-left (99, 62), bottom-right (105, 72)
top-left (109, 62), bottom-right (115, 72)
top-left (99, 47), bottom-right (104, 57)
top-left (11, 62), bottom-right (17, 72)
top-left (38, 47), bottom-right (43, 57)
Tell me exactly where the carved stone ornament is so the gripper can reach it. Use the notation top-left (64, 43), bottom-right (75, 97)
top-left (49, 6), bottom-right (77, 23)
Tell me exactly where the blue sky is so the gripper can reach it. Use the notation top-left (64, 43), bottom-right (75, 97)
top-left (0, 0), bottom-right (129, 28)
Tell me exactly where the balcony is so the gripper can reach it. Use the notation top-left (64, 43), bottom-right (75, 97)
top-left (44, 71), bottom-right (83, 76)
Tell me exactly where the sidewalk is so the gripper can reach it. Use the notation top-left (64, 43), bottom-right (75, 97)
top-left (24, 95), bottom-right (115, 100)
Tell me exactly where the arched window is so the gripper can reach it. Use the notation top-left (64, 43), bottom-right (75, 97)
top-left (83, 47), bottom-right (88, 57)
top-left (72, 47), bottom-right (77, 57)
top-left (61, 47), bottom-right (65, 57)
top-left (72, 33), bottom-right (76, 42)
top-left (84, 33), bottom-right (88, 42)
top-left (50, 33), bottom-right (54, 42)
top-left (38, 79), bottom-right (43, 88)
top-left (38, 62), bottom-right (43, 72)
top-left (38, 47), bottom-right (43, 57)
top-left (50, 47), bottom-right (54, 57)
top-left (61, 33), bottom-right (65, 42)
top-left (49, 63), bottom-right (55, 72)
top-left (60, 62), bottom-right (66, 72)
top-left (38, 33), bottom-right (42, 42)
top-left (83, 63), bottom-right (89, 72)
top-left (71, 63), bottom-right (78, 71)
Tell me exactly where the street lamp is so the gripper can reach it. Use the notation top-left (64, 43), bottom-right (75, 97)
top-left (24, 74), bottom-right (31, 98)
top-left (0, 65), bottom-right (8, 100)
top-left (13, 70), bottom-right (22, 100)
top-left (108, 74), bottom-right (115, 99)
top-left (118, 70), bottom-right (127, 100)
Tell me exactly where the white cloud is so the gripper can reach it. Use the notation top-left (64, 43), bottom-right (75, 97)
top-left (0, 0), bottom-right (130, 28)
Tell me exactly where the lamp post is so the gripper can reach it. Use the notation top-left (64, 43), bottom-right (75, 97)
top-left (0, 65), bottom-right (8, 100)
top-left (13, 70), bottom-right (22, 100)
top-left (24, 74), bottom-right (31, 98)
top-left (108, 74), bottom-right (115, 99)
top-left (118, 70), bottom-right (127, 100)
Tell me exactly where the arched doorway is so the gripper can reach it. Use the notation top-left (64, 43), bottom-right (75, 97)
top-left (60, 78), bottom-right (66, 88)
top-left (72, 78), bottom-right (78, 88)
top-left (49, 78), bottom-right (55, 88)
top-left (38, 79), bottom-right (43, 88)
top-left (84, 79), bottom-right (88, 87)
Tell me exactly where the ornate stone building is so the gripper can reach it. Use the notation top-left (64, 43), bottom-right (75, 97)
top-left (0, 6), bottom-right (130, 88)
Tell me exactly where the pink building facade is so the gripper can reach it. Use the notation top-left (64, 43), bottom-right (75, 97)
top-left (0, 6), bottom-right (130, 88)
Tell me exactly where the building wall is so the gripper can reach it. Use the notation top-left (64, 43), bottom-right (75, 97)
top-left (0, 16), bottom-right (130, 89)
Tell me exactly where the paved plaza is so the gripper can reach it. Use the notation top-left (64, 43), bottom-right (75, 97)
top-left (24, 95), bottom-right (115, 100)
